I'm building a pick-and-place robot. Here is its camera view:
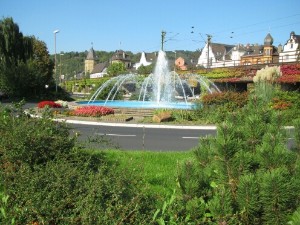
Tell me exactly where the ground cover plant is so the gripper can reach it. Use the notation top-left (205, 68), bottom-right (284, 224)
top-left (70, 105), bottom-right (114, 117)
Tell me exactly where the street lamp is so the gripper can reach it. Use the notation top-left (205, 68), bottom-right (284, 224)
top-left (174, 51), bottom-right (176, 72)
top-left (60, 53), bottom-right (64, 83)
top-left (53, 29), bottom-right (60, 92)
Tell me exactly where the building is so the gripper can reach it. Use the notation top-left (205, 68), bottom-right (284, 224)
top-left (279, 31), bottom-right (300, 63)
top-left (84, 47), bottom-right (97, 74)
top-left (175, 57), bottom-right (188, 70)
top-left (197, 43), bottom-right (235, 68)
top-left (90, 62), bottom-right (108, 78)
top-left (110, 50), bottom-right (132, 68)
top-left (240, 33), bottom-right (279, 65)
top-left (134, 51), bottom-right (157, 69)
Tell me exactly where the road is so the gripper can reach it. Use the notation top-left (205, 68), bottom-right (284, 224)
top-left (67, 122), bottom-right (296, 151)
top-left (1, 102), bottom-right (296, 151)
top-left (68, 122), bottom-right (217, 151)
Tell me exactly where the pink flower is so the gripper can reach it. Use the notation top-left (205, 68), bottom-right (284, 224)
top-left (71, 106), bottom-right (114, 117)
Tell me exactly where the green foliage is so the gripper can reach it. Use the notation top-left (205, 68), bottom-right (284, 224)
top-left (107, 62), bottom-right (128, 76)
top-left (293, 119), bottom-right (300, 152)
top-left (188, 91), bottom-right (248, 124)
top-left (201, 91), bottom-right (248, 107)
top-left (0, 103), bottom-right (158, 224)
top-left (176, 83), bottom-right (300, 224)
top-left (0, 17), bottom-right (56, 98)
top-left (137, 64), bottom-right (154, 75)
top-left (288, 207), bottom-right (300, 225)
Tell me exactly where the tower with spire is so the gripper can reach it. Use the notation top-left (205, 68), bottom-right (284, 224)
top-left (85, 46), bottom-right (97, 75)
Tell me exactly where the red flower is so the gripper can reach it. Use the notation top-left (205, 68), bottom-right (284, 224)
top-left (37, 101), bottom-right (62, 108)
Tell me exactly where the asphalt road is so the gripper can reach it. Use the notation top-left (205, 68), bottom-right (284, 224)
top-left (68, 123), bottom-right (217, 151)
top-left (1, 102), bottom-right (296, 151)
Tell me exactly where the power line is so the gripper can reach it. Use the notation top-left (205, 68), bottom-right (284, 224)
top-left (212, 13), bottom-right (300, 36)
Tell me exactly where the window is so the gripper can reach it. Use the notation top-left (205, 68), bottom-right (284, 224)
top-left (291, 44), bottom-right (293, 49)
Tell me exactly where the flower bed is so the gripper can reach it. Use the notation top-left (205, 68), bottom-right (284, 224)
top-left (37, 101), bottom-right (62, 108)
top-left (71, 106), bottom-right (114, 117)
top-left (277, 64), bottom-right (300, 83)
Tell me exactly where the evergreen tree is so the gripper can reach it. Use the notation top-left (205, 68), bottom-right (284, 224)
top-left (177, 79), bottom-right (300, 224)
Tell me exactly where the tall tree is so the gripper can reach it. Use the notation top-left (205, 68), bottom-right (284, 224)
top-left (0, 17), bottom-right (54, 97)
top-left (27, 37), bottom-right (54, 96)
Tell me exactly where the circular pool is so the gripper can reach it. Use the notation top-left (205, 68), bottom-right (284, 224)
top-left (77, 100), bottom-right (195, 110)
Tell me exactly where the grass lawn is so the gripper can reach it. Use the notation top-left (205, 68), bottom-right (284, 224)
top-left (101, 149), bottom-right (195, 196)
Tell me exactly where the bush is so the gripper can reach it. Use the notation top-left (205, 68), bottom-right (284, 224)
top-left (175, 83), bottom-right (300, 224)
top-left (0, 103), bottom-right (156, 224)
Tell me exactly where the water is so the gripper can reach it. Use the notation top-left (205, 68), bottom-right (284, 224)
top-left (79, 100), bottom-right (195, 109)
top-left (85, 50), bottom-right (220, 109)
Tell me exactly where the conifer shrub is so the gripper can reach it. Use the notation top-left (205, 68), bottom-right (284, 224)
top-left (175, 80), bottom-right (300, 224)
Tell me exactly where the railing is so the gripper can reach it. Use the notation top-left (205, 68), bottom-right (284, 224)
top-left (203, 52), bottom-right (299, 69)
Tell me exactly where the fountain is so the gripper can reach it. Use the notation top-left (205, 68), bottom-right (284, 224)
top-left (79, 50), bottom-right (220, 109)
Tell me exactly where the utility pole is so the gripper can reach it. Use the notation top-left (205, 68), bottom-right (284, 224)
top-left (161, 30), bottom-right (166, 51)
top-left (206, 34), bottom-right (212, 70)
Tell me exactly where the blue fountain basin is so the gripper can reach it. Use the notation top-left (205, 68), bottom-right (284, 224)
top-left (77, 100), bottom-right (195, 110)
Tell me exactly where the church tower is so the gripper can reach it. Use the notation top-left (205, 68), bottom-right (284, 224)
top-left (85, 47), bottom-right (96, 75)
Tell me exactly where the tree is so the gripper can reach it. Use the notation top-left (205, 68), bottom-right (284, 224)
top-left (27, 37), bottom-right (54, 96)
top-left (0, 17), bottom-right (55, 98)
top-left (136, 64), bottom-right (154, 75)
top-left (106, 62), bottom-right (127, 76)
top-left (0, 17), bottom-right (33, 96)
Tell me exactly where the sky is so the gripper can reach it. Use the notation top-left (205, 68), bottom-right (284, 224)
top-left (1, 0), bottom-right (300, 55)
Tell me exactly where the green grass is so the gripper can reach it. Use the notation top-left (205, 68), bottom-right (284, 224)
top-left (101, 150), bottom-right (195, 196)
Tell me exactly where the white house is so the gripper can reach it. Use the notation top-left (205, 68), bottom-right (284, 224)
top-left (134, 52), bottom-right (157, 69)
top-left (197, 43), bottom-right (235, 68)
top-left (279, 31), bottom-right (300, 63)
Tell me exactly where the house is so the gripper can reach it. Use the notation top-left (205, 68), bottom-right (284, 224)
top-left (240, 33), bottom-right (279, 65)
top-left (175, 57), bottom-right (194, 71)
top-left (197, 43), bottom-right (235, 68)
top-left (175, 57), bottom-right (187, 70)
top-left (90, 62), bottom-right (108, 78)
top-left (134, 51), bottom-right (157, 69)
top-left (279, 31), bottom-right (300, 63)
top-left (110, 50), bottom-right (132, 68)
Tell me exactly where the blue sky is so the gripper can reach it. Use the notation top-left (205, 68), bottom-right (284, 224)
top-left (1, 0), bottom-right (300, 54)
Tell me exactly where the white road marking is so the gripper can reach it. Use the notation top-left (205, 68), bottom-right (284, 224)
top-left (182, 136), bottom-right (199, 139)
top-left (95, 133), bottom-right (136, 137)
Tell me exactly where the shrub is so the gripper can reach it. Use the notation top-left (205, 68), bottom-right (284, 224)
top-left (201, 91), bottom-right (248, 107)
top-left (0, 103), bottom-right (155, 224)
top-left (278, 64), bottom-right (300, 83)
top-left (71, 106), bottom-right (114, 117)
top-left (176, 83), bottom-right (300, 224)
top-left (37, 100), bottom-right (62, 108)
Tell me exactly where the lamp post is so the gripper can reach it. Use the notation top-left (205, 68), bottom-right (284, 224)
top-left (60, 53), bottom-right (64, 83)
top-left (174, 51), bottom-right (176, 72)
top-left (53, 29), bottom-right (60, 92)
